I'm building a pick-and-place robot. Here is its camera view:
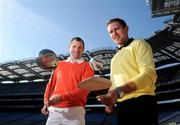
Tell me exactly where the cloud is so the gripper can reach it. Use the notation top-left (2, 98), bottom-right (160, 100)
top-left (0, 0), bottom-right (70, 61)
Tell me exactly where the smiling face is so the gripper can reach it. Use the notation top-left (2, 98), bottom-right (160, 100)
top-left (107, 21), bottom-right (129, 46)
top-left (69, 39), bottom-right (84, 59)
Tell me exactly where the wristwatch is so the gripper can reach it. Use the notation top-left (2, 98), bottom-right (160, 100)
top-left (115, 87), bottom-right (124, 98)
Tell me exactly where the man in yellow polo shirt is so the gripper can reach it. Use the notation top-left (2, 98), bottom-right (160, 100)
top-left (97, 18), bottom-right (158, 125)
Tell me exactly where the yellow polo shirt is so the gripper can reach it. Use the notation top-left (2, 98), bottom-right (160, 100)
top-left (110, 39), bottom-right (157, 102)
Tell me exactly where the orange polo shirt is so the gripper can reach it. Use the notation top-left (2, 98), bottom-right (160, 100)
top-left (44, 60), bottom-right (94, 108)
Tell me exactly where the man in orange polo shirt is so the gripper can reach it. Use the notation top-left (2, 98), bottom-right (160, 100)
top-left (41, 37), bottom-right (94, 125)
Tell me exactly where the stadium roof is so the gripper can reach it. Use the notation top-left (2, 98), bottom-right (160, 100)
top-left (147, 19), bottom-right (180, 67)
top-left (0, 19), bottom-right (179, 84)
top-left (0, 48), bottom-right (116, 84)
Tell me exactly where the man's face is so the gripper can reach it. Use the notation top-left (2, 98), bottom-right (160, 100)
top-left (107, 22), bottom-right (128, 45)
top-left (69, 40), bottom-right (84, 59)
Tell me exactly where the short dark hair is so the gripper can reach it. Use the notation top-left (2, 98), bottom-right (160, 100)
top-left (107, 18), bottom-right (127, 28)
top-left (70, 37), bottom-right (85, 48)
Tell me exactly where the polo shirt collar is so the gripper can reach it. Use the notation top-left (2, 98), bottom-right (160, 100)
top-left (65, 56), bottom-right (85, 63)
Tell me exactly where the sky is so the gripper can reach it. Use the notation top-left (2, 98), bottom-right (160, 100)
top-left (0, 0), bottom-right (172, 62)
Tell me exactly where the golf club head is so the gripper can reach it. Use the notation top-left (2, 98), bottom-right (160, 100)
top-left (78, 77), bottom-right (112, 92)
top-left (36, 49), bottom-right (58, 70)
top-left (89, 58), bottom-right (103, 71)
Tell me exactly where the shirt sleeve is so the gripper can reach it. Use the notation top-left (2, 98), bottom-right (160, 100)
top-left (44, 70), bottom-right (57, 103)
top-left (60, 62), bottom-right (94, 101)
top-left (131, 40), bottom-right (157, 89)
